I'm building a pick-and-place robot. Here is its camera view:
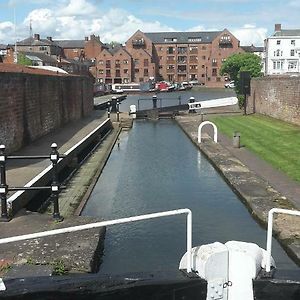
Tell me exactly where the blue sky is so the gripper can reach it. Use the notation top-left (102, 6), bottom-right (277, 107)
top-left (0, 0), bottom-right (300, 45)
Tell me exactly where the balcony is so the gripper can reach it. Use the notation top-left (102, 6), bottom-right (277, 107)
top-left (132, 39), bottom-right (145, 47)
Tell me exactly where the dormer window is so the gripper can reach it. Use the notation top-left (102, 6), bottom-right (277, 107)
top-left (188, 37), bottom-right (202, 42)
top-left (164, 38), bottom-right (177, 42)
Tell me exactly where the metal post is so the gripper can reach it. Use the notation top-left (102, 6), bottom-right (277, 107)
top-left (266, 208), bottom-right (300, 273)
top-left (116, 100), bottom-right (120, 122)
top-left (50, 143), bottom-right (63, 222)
top-left (152, 95), bottom-right (157, 109)
top-left (0, 145), bottom-right (10, 222)
top-left (111, 96), bottom-right (117, 113)
top-left (107, 101), bottom-right (111, 119)
top-left (189, 97), bottom-right (196, 113)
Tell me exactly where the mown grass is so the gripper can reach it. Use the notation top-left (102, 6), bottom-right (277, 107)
top-left (210, 114), bottom-right (300, 182)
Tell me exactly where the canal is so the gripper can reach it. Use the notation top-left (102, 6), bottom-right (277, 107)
top-left (118, 88), bottom-right (236, 111)
top-left (82, 117), bottom-right (298, 274)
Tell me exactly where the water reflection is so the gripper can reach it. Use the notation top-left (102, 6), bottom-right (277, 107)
top-left (82, 120), bottom-right (298, 274)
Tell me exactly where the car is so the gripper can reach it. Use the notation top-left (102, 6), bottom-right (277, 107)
top-left (224, 80), bottom-right (235, 88)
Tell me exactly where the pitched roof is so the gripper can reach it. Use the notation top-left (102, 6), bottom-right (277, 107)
top-left (17, 37), bottom-right (58, 47)
top-left (0, 44), bottom-right (7, 50)
top-left (54, 40), bottom-right (85, 49)
top-left (104, 43), bottom-right (123, 55)
top-left (273, 29), bottom-right (300, 37)
top-left (20, 51), bottom-right (58, 64)
top-left (144, 31), bottom-right (221, 44)
top-left (241, 45), bottom-right (264, 53)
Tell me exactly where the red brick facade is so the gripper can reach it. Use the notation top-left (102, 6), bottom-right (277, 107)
top-left (247, 76), bottom-right (300, 125)
top-left (0, 65), bottom-right (93, 153)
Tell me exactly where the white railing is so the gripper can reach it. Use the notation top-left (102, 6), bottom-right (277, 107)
top-left (266, 208), bottom-right (300, 272)
top-left (0, 208), bottom-right (193, 273)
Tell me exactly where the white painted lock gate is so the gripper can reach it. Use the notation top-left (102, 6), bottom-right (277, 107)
top-left (179, 241), bottom-right (275, 300)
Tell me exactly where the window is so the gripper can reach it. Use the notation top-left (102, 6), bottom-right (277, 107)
top-left (98, 60), bottom-right (104, 65)
top-left (135, 68), bottom-right (139, 73)
top-left (212, 58), bottom-right (217, 66)
top-left (291, 40), bottom-right (296, 46)
top-left (159, 56), bottom-right (163, 60)
top-left (202, 46), bottom-right (206, 50)
top-left (288, 61), bottom-right (297, 70)
top-left (178, 56), bottom-right (187, 64)
top-left (39, 46), bottom-right (47, 51)
top-left (188, 37), bottom-right (202, 42)
top-left (98, 69), bottom-right (104, 74)
top-left (212, 68), bottom-right (217, 76)
top-left (123, 60), bottom-right (129, 64)
top-left (189, 46), bottom-right (198, 53)
top-left (134, 59), bottom-right (139, 65)
top-left (106, 69), bottom-right (111, 77)
top-left (273, 61), bottom-right (283, 69)
top-left (201, 74), bottom-right (205, 77)
top-left (164, 38), bottom-right (177, 42)
top-left (202, 56), bottom-right (206, 60)
top-left (159, 47), bottom-right (163, 51)
top-left (144, 59), bottom-right (149, 67)
top-left (291, 49), bottom-right (295, 56)
top-left (167, 65), bottom-right (175, 70)
top-left (106, 60), bottom-right (111, 68)
top-left (116, 70), bottom-right (121, 77)
top-left (124, 69), bottom-right (128, 74)
top-left (276, 40), bottom-right (281, 45)
top-left (190, 65), bottom-right (198, 70)
top-left (178, 47), bottom-right (187, 54)
top-left (167, 47), bottom-right (174, 54)
top-left (115, 60), bottom-right (120, 68)
top-left (144, 69), bottom-right (149, 76)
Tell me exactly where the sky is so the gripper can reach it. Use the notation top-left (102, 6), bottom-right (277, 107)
top-left (0, 0), bottom-right (300, 46)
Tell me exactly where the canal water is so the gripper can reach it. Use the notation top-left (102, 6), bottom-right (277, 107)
top-left (82, 118), bottom-right (298, 274)
top-left (119, 88), bottom-right (236, 112)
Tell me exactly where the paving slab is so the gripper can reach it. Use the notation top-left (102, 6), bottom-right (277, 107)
top-left (0, 211), bottom-right (105, 278)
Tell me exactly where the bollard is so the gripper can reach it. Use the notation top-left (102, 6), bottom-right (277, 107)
top-left (107, 101), bottom-right (111, 119)
top-left (50, 143), bottom-right (63, 222)
top-left (117, 100), bottom-right (120, 122)
top-left (152, 95), bottom-right (157, 109)
top-left (189, 97), bottom-right (196, 113)
top-left (201, 112), bottom-right (204, 123)
top-left (111, 96), bottom-right (117, 113)
top-left (0, 145), bottom-right (10, 222)
top-left (233, 131), bottom-right (241, 148)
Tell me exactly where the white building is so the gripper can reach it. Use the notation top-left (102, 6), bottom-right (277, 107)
top-left (265, 24), bottom-right (300, 75)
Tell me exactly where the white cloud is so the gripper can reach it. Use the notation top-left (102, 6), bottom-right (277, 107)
top-left (232, 24), bottom-right (267, 46)
top-left (0, 21), bottom-right (14, 42)
top-left (58, 0), bottom-right (96, 17)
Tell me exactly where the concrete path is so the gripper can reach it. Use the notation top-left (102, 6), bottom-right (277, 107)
top-left (6, 110), bottom-right (107, 188)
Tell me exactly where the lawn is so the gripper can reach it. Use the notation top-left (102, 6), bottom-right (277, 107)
top-left (210, 114), bottom-right (300, 182)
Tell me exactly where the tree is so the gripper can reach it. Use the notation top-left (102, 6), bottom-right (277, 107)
top-left (220, 52), bottom-right (262, 109)
top-left (18, 53), bottom-right (32, 66)
top-left (220, 52), bottom-right (262, 95)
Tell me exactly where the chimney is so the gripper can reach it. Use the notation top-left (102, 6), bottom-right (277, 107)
top-left (85, 36), bottom-right (88, 41)
top-left (275, 24), bottom-right (281, 32)
top-left (34, 33), bottom-right (40, 40)
top-left (47, 36), bottom-right (52, 41)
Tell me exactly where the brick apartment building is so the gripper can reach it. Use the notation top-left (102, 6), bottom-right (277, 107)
top-left (90, 29), bottom-right (242, 86)
top-left (2, 29), bottom-right (242, 86)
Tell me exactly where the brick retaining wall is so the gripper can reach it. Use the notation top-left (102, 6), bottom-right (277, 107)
top-left (0, 72), bottom-right (93, 153)
top-left (247, 76), bottom-right (300, 125)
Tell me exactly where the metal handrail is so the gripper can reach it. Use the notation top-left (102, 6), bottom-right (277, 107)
top-left (0, 208), bottom-right (193, 273)
top-left (266, 208), bottom-right (300, 272)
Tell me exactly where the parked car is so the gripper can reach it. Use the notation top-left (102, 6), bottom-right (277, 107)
top-left (224, 80), bottom-right (235, 88)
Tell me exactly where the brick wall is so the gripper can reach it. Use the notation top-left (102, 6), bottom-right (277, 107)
top-left (247, 76), bottom-right (300, 125)
top-left (0, 72), bottom-right (93, 153)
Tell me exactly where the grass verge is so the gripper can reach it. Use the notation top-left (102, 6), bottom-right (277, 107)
top-left (210, 114), bottom-right (300, 182)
